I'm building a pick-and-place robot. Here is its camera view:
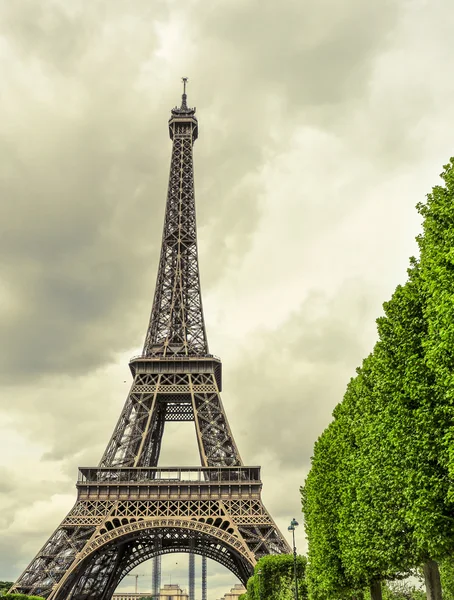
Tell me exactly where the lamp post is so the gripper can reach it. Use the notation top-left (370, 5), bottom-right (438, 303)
top-left (257, 569), bottom-right (262, 600)
top-left (288, 518), bottom-right (299, 600)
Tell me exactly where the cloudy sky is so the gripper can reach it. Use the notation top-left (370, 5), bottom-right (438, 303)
top-left (0, 0), bottom-right (453, 598)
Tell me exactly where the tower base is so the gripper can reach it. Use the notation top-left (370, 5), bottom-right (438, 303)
top-left (10, 467), bottom-right (290, 600)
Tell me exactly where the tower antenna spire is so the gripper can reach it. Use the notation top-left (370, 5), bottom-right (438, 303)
top-left (181, 76), bottom-right (188, 109)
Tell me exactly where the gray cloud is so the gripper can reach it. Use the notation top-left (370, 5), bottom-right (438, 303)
top-left (0, 3), bottom-right (167, 380)
top-left (191, 0), bottom-right (399, 106)
top-left (0, 0), bottom-right (418, 384)
top-left (224, 280), bottom-right (381, 470)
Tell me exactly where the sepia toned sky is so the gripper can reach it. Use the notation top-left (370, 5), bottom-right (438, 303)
top-left (1, 1), bottom-right (454, 598)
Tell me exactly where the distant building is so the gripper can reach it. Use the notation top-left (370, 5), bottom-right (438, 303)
top-left (112, 593), bottom-right (146, 600)
top-left (159, 584), bottom-right (189, 600)
top-left (217, 583), bottom-right (246, 600)
top-left (113, 584), bottom-right (188, 600)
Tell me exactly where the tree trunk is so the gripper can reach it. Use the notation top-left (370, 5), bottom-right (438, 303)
top-left (370, 580), bottom-right (382, 600)
top-left (424, 558), bottom-right (442, 600)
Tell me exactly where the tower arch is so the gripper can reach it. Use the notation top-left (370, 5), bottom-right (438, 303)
top-left (48, 519), bottom-right (255, 600)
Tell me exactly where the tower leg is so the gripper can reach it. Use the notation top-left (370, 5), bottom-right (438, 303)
top-left (189, 549), bottom-right (195, 600)
top-left (152, 555), bottom-right (161, 600)
top-left (202, 555), bottom-right (207, 600)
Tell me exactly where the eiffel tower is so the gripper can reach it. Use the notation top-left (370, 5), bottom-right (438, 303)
top-left (10, 80), bottom-right (290, 600)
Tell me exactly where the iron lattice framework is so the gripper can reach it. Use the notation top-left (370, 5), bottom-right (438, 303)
top-left (152, 555), bottom-right (161, 600)
top-left (10, 82), bottom-right (290, 600)
top-left (189, 551), bottom-right (195, 600)
top-left (202, 555), bottom-right (207, 600)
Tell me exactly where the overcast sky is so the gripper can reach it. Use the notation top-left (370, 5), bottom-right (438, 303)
top-left (0, 1), bottom-right (453, 599)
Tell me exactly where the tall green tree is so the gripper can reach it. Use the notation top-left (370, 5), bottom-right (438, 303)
top-left (335, 348), bottom-right (418, 597)
top-left (336, 259), bottom-right (449, 599)
top-left (304, 335), bottom-right (418, 600)
top-left (394, 159), bottom-right (454, 598)
top-left (416, 158), bottom-right (454, 549)
top-left (302, 418), bottom-right (352, 600)
top-left (378, 265), bottom-right (450, 600)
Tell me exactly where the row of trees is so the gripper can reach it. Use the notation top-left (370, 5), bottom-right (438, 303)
top-left (0, 582), bottom-right (44, 600)
top-left (0, 582), bottom-right (45, 600)
top-left (301, 159), bottom-right (454, 600)
top-left (0, 584), bottom-right (13, 597)
top-left (238, 556), bottom-right (432, 600)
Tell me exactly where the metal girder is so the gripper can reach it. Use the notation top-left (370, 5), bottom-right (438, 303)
top-left (188, 549), bottom-right (195, 600)
top-left (202, 555), bottom-right (207, 600)
top-left (152, 555), bottom-right (161, 600)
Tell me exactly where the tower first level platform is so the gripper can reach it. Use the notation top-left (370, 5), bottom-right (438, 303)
top-left (14, 466), bottom-right (287, 600)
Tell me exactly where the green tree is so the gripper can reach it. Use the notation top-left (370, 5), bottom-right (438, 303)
top-left (440, 556), bottom-right (454, 600)
top-left (336, 259), bottom-right (449, 599)
top-left (414, 159), bottom-right (454, 595)
top-left (1, 595), bottom-right (46, 600)
top-left (335, 348), bottom-right (417, 596)
top-left (302, 418), bottom-right (352, 600)
top-left (243, 554), bottom-right (307, 600)
top-left (303, 335), bottom-right (419, 600)
top-left (0, 584), bottom-right (13, 597)
top-left (335, 263), bottom-right (441, 597)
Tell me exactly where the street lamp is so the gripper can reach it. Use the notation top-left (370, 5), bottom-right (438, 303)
top-left (257, 569), bottom-right (262, 600)
top-left (288, 518), bottom-right (299, 600)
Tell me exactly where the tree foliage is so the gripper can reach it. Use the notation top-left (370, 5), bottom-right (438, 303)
top-left (302, 419), bottom-right (351, 599)
top-left (1, 595), bottom-right (46, 600)
top-left (440, 556), bottom-right (454, 600)
top-left (302, 157), bottom-right (454, 600)
top-left (417, 158), bottom-right (454, 511)
top-left (241, 554), bottom-right (307, 600)
top-left (334, 342), bottom-right (419, 587)
top-left (0, 585), bottom-right (13, 597)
